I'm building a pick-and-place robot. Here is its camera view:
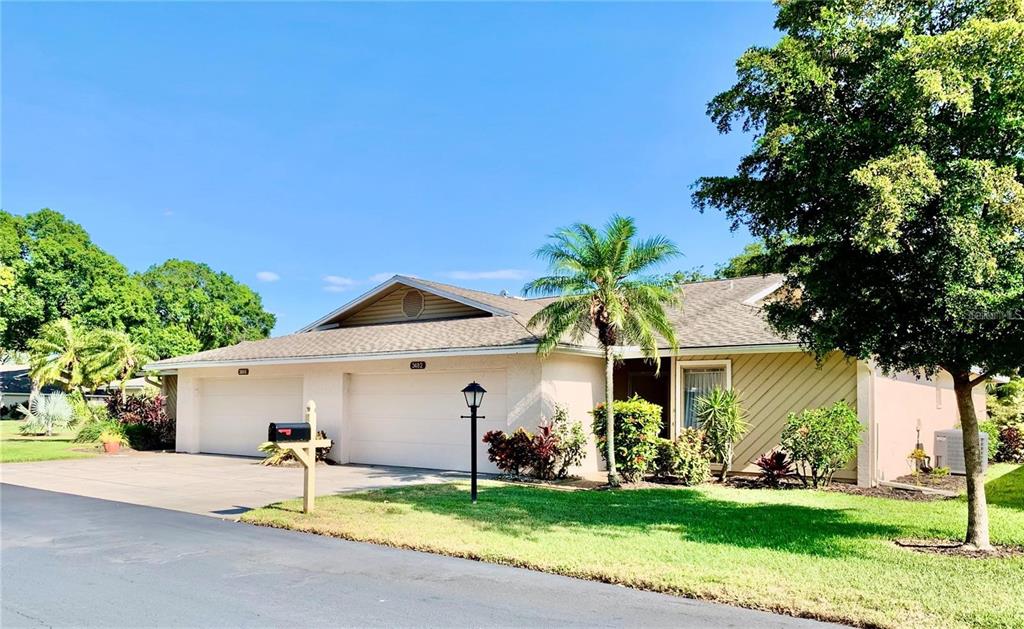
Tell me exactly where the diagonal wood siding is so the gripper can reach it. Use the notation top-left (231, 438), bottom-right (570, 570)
top-left (680, 352), bottom-right (858, 480)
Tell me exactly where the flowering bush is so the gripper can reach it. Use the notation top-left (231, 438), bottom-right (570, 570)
top-left (591, 396), bottom-right (663, 482)
top-left (653, 429), bottom-right (710, 485)
top-left (780, 400), bottom-right (861, 488)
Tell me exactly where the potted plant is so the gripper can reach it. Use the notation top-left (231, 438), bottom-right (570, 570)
top-left (99, 428), bottom-right (127, 454)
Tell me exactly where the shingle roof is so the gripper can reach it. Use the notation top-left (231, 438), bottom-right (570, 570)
top-left (148, 274), bottom-right (792, 368)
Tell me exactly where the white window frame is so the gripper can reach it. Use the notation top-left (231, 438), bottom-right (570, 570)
top-left (675, 359), bottom-right (733, 435)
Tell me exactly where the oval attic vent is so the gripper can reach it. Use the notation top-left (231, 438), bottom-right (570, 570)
top-left (402, 289), bottom-right (425, 318)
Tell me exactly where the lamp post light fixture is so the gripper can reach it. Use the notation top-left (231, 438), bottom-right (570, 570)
top-left (461, 381), bottom-right (486, 503)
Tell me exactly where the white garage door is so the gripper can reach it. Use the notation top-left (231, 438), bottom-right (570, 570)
top-left (348, 370), bottom-right (507, 471)
top-left (198, 377), bottom-right (303, 457)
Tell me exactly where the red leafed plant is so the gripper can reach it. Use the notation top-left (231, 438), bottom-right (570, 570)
top-left (755, 450), bottom-right (794, 488)
top-left (106, 394), bottom-right (174, 450)
top-left (482, 428), bottom-right (534, 477)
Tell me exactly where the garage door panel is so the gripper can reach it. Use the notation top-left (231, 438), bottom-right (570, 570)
top-left (198, 377), bottom-right (303, 457)
top-left (348, 371), bottom-right (507, 471)
top-left (350, 393), bottom-right (508, 422)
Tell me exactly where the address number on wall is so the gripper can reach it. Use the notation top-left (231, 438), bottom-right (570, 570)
top-left (410, 361), bottom-right (426, 370)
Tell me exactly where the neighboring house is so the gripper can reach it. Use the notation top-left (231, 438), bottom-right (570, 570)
top-left (146, 274), bottom-right (986, 486)
top-left (0, 365), bottom-right (151, 415)
top-left (0, 365), bottom-right (60, 413)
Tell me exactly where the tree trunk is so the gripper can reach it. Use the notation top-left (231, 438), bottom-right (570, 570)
top-left (718, 444), bottom-right (731, 482)
top-left (953, 372), bottom-right (992, 551)
top-left (28, 380), bottom-right (40, 409)
top-left (604, 345), bottom-right (619, 487)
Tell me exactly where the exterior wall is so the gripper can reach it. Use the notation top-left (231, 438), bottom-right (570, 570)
top-left (870, 368), bottom-right (988, 482)
top-left (172, 352), bottom-right (548, 472)
top-left (540, 353), bottom-right (606, 474)
top-left (338, 286), bottom-right (484, 326)
top-left (675, 351), bottom-right (859, 482)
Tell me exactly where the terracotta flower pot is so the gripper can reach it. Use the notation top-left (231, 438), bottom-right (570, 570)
top-left (103, 441), bottom-right (121, 454)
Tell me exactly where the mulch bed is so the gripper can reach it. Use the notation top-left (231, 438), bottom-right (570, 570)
top-left (894, 538), bottom-right (1024, 559)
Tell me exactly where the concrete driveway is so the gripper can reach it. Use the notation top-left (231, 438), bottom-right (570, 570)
top-left (0, 452), bottom-right (459, 516)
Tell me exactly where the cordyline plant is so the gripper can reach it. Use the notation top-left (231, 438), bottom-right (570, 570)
top-left (524, 216), bottom-right (685, 486)
top-left (694, 0), bottom-right (1024, 551)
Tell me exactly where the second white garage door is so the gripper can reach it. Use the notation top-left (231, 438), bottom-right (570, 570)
top-left (348, 370), bottom-right (507, 471)
top-left (198, 377), bottom-right (304, 457)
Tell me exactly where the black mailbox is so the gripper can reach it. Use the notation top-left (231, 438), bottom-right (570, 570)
top-left (268, 422), bottom-right (311, 443)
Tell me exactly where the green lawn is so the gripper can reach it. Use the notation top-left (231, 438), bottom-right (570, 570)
top-left (243, 464), bottom-right (1024, 629)
top-left (0, 419), bottom-right (97, 463)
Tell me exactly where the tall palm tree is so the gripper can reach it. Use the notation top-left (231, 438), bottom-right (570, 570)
top-left (28, 319), bottom-right (94, 399)
top-left (87, 330), bottom-right (156, 402)
top-left (524, 216), bottom-right (684, 486)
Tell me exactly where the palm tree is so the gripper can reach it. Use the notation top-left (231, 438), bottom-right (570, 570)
top-left (28, 319), bottom-right (94, 399)
top-left (524, 216), bottom-right (684, 486)
top-left (87, 330), bottom-right (157, 402)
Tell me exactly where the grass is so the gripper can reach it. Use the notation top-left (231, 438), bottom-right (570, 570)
top-left (0, 419), bottom-right (97, 463)
top-left (243, 463), bottom-right (1024, 629)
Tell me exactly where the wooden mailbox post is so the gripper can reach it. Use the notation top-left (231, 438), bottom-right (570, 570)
top-left (273, 400), bottom-right (331, 513)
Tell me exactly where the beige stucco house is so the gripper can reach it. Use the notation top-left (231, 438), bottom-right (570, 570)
top-left (147, 274), bottom-right (985, 486)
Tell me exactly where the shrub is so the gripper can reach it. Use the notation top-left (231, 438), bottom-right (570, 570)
top-left (483, 428), bottom-right (534, 477)
top-left (931, 466), bottom-right (950, 477)
top-left (549, 405), bottom-right (587, 478)
top-left (18, 393), bottom-right (74, 436)
top-left (674, 428), bottom-right (711, 486)
top-left (107, 394), bottom-right (173, 450)
top-left (74, 408), bottom-right (121, 444)
top-left (996, 424), bottom-right (1024, 463)
top-left (780, 400), bottom-right (862, 488)
top-left (755, 450), bottom-right (794, 488)
top-left (979, 421), bottom-right (1001, 462)
top-left (258, 431), bottom-right (333, 466)
top-left (696, 388), bottom-right (748, 481)
top-left (591, 396), bottom-right (663, 482)
top-left (483, 406), bottom-right (588, 480)
top-left (653, 432), bottom-right (710, 486)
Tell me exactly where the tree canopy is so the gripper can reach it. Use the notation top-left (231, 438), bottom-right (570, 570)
top-left (694, 0), bottom-right (1023, 380)
top-left (141, 259), bottom-right (276, 352)
top-left (694, 0), bottom-right (1024, 550)
top-left (0, 209), bottom-right (275, 358)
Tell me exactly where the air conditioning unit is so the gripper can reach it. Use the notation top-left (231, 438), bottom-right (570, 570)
top-left (934, 429), bottom-right (989, 475)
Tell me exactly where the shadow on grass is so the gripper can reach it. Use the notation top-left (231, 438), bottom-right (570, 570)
top-left (339, 483), bottom-right (900, 558)
top-left (986, 465), bottom-right (1024, 510)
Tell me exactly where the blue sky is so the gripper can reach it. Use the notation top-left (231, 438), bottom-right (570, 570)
top-left (2, 2), bottom-right (779, 335)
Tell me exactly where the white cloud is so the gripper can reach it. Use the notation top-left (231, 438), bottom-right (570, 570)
top-left (368, 272), bottom-right (397, 283)
top-left (256, 271), bottom-right (280, 282)
top-left (443, 269), bottom-right (529, 281)
top-left (162, 209), bottom-right (174, 217)
top-left (322, 275), bottom-right (358, 292)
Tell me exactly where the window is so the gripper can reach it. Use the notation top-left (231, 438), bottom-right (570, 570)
top-left (677, 360), bottom-right (732, 431)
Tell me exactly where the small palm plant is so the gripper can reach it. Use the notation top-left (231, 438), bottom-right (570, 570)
top-left (28, 319), bottom-right (95, 399)
top-left (524, 216), bottom-right (685, 486)
top-left (17, 392), bottom-right (75, 436)
top-left (696, 388), bottom-right (748, 482)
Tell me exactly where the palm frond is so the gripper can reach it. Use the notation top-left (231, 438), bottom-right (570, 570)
top-left (625, 236), bottom-right (682, 275)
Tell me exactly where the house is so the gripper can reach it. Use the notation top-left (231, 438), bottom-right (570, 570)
top-left (0, 365), bottom-right (152, 416)
top-left (145, 274), bottom-right (987, 486)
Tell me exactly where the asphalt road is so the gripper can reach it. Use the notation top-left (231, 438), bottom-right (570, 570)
top-left (1, 484), bottom-right (833, 628)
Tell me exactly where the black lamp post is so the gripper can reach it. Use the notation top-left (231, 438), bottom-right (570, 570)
top-left (461, 381), bottom-right (486, 503)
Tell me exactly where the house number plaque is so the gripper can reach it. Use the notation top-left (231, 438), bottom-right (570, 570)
top-left (410, 361), bottom-right (426, 370)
